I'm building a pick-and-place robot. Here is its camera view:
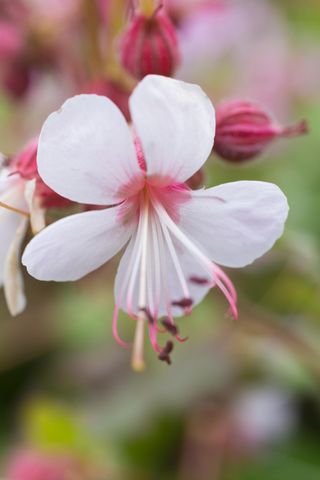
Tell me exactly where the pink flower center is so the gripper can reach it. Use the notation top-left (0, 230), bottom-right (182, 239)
top-left (112, 137), bottom-right (238, 369)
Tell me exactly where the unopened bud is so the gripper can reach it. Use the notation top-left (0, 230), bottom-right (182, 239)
top-left (3, 59), bottom-right (31, 99)
top-left (119, 9), bottom-right (180, 80)
top-left (12, 139), bottom-right (71, 208)
top-left (213, 100), bottom-right (308, 163)
top-left (186, 168), bottom-right (205, 190)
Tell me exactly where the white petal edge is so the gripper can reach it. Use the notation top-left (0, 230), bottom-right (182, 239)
top-left (179, 181), bottom-right (289, 268)
top-left (4, 216), bottom-right (28, 316)
top-left (38, 94), bottom-right (143, 205)
top-left (22, 205), bottom-right (133, 281)
top-left (129, 75), bottom-right (215, 184)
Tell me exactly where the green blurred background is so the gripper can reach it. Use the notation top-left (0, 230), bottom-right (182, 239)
top-left (0, 1), bottom-right (320, 479)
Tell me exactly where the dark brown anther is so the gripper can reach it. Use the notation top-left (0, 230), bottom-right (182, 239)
top-left (161, 317), bottom-right (178, 336)
top-left (189, 276), bottom-right (210, 285)
top-left (158, 340), bottom-right (174, 365)
top-left (172, 298), bottom-right (193, 309)
top-left (139, 307), bottom-right (154, 324)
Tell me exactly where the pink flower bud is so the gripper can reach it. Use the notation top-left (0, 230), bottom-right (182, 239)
top-left (119, 9), bottom-right (180, 80)
top-left (0, 22), bottom-right (24, 61)
top-left (3, 58), bottom-right (31, 99)
top-left (214, 100), bottom-right (308, 163)
top-left (186, 168), bottom-right (205, 190)
top-left (11, 139), bottom-right (72, 208)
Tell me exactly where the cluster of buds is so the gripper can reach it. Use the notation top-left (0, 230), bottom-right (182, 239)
top-left (119, 3), bottom-right (180, 80)
top-left (214, 100), bottom-right (308, 163)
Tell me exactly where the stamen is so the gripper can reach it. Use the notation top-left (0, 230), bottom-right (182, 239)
top-left (140, 306), bottom-right (154, 324)
top-left (112, 227), bottom-right (142, 347)
top-left (159, 219), bottom-right (193, 314)
top-left (189, 276), bottom-right (210, 285)
top-left (161, 317), bottom-right (178, 335)
top-left (132, 191), bottom-right (150, 371)
top-left (151, 195), bottom-right (238, 319)
top-left (150, 216), bottom-right (161, 319)
top-left (112, 304), bottom-right (130, 348)
top-left (172, 297), bottom-right (193, 309)
top-left (0, 200), bottom-right (29, 217)
top-left (158, 340), bottom-right (174, 365)
top-left (132, 314), bottom-right (146, 372)
top-left (161, 315), bottom-right (188, 343)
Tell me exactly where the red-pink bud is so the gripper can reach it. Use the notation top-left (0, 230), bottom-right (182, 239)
top-left (0, 22), bottom-right (24, 61)
top-left (119, 9), bottom-right (180, 80)
top-left (186, 168), bottom-right (205, 190)
top-left (11, 139), bottom-right (72, 208)
top-left (3, 58), bottom-right (31, 99)
top-left (214, 100), bottom-right (308, 163)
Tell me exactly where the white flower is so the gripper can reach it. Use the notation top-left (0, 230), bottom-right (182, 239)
top-left (0, 147), bottom-right (45, 316)
top-left (0, 168), bottom-right (30, 316)
top-left (22, 75), bottom-right (288, 369)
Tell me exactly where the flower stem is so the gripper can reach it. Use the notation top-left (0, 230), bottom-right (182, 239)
top-left (140, 0), bottom-right (156, 16)
top-left (82, 0), bottom-right (103, 75)
top-left (103, 0), bottom-right (134, 87)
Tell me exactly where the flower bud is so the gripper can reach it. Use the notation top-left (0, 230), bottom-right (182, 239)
top-left (213, 100), bottom-right (308, 163)
top-left (119, 9), bottom-right (180, 80)
top-left (186, 168), bottom-right (205, 190)
top-left (11, 139), bottom-right (71, 208)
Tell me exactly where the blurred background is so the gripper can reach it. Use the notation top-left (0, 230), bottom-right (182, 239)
top-left (0, 0), bottom-right (320, 479)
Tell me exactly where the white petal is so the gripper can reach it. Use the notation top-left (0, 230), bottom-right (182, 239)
top-left (25, 180), bottom-right (46, 234)
top-left (22, 206), bottom-right (133, 281)
top-left (4, 216), bottom-right (28, 316)
top-left (38, 94), bottom-right (144, 205)
top-left (179, 181), bottom-right (289, 268)
top-left (129, 75), bottom-right (215, 184)
top-left (0, 183), bottom-right (27, 286)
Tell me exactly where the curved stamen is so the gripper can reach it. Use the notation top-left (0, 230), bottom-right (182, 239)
top-left (112, 211), bottom-right (145, 347)
top-left (131, 192), bottom-right (150, 371)
top-left (158, 220), bottom-right (193, 315)
top-left (151, 194), bottom-right (238, 319)
top-left (150, 215), bottom-right (161, 319)
top-left (112, 303), bottom-right (130, 348)
top-left (153, 215), bottom-right (179, 329)
top-left (123, 200), bottom-right (147, 318)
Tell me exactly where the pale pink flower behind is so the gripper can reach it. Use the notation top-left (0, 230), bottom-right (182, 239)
top-left (6, 450), bottom-right (74, 480)
top-left (22, 75), bottom-right (288, 368)
top-left (0, 139), bottom-right (68, 316)
top-left (0, 144), bottom-right (42, 316)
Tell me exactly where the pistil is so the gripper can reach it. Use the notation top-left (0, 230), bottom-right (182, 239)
top-left (131, 191), bottom-right (149, 371)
